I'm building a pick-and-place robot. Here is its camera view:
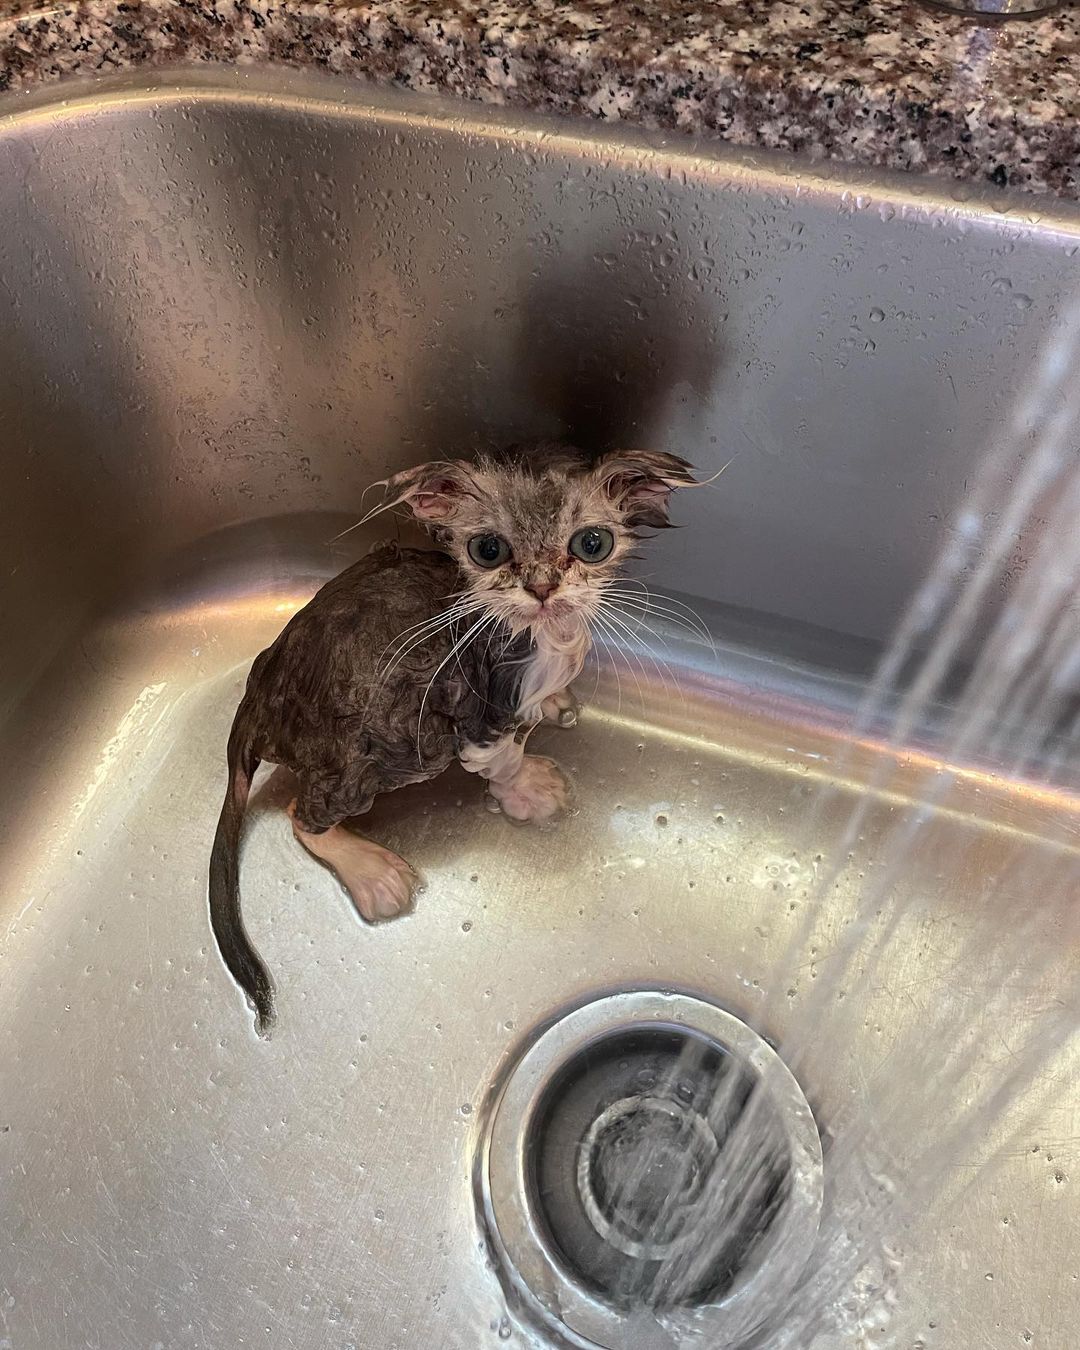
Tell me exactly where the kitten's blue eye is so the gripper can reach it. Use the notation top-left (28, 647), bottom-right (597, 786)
top-left (569, 526), bottom-right (615, 563)
top-left (467, 534), bottom-right (512, 569)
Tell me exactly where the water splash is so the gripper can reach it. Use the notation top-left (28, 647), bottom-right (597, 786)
top-left (611, 301), bottom-right (1080, 1344)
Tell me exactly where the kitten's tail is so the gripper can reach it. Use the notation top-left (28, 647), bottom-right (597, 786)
top-left (209, 726), bottom-right (274, 1037)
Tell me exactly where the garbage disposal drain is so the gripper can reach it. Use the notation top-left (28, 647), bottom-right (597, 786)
top-left (478, 992), bottom-right (823, 1349)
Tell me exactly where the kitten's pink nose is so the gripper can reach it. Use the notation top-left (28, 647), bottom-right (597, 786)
top-left (525, 579), bottom-right (558, 602)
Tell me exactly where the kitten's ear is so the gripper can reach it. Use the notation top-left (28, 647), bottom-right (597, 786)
top-left (380, 460), bottom-right (477, 521)
top-left (594, 450), bottom-right (697, 529)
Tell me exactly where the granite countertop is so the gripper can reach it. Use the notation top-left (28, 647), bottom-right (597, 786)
top-left (1, 0), bottom-right (1078, 198)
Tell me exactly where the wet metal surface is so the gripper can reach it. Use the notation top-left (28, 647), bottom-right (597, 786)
top-left (0, 70), bottom-right (1078, 1349)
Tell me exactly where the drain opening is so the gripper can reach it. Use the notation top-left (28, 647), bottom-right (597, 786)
top-left (481, 993), bottom-right (823, 1350)
top-left (529, 1026), bottom-right (789, 1308)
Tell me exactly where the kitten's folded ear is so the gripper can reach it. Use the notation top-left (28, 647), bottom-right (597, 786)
top-left (594, 449), bottom-right (698, 529)
top-left (379, 459), bottom-right (478, 521)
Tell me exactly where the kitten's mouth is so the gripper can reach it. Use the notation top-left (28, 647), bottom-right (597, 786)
top-left (521, 600), bottom-right (581, 639)
top-left (526, 597), bottom-right (564, 619)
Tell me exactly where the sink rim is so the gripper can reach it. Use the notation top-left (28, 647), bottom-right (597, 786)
top-left (4, 67), bottom-right (1080, 235)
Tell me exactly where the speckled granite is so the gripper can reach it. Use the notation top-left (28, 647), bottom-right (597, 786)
top-left (1, 0), bottom-right (1079, 198)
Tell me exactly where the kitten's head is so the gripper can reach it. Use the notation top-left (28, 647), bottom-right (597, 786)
top-left (379, 443), bottom-right (697, 641)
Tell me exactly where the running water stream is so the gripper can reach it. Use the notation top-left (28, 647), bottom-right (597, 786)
top-left (611, 305), bottom-right (1080, 1345)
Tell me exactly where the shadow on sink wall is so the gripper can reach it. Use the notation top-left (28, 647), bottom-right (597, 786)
top-left (360, 148), bottom-right (726, 468)
top-left (513, 235), bottom-right (724, 458)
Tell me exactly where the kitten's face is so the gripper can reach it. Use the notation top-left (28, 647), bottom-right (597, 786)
top-left (384, 444), bottom-right (696, 642)
top-left (440, 463), bottom-right (635, 639)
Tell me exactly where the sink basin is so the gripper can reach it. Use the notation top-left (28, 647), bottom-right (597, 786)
top-left (1, 69), bottom-right (1077, 1348)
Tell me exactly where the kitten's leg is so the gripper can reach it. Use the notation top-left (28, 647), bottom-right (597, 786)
top-left (287, 802), bottom-right (415, 922)
top-left (541, 688), bottom-right (578, 727)
top-left (460, 734), bottom-right (569, 823)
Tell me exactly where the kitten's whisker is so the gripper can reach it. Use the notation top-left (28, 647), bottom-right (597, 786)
top-left (378, 599), bottom-right (474, 661)
top-left (416, 611), bottom-right (499, 766)
top-left (601, 586), bottom-right (714, 649)
top-left (374, 617), bottom-right (474, 692)
top-left (365, 600), bottom-right (489, 717)
top-left (584, 633), bottom-right (606, 707)
top-left (590, 629), bottom-right (623, 716)
top-left (591, 626), bottom-right (623, 718)
top-left (481, 615), bottom-right (513, 666)
top-left (600, 600), bottom-right (690, 662)
top-left (601, 581), bottom-right (713, 637)
top-left (379, 615), bottom-right (460, 671)
top-left (602, 598), bottom-right (713, 652)
top-left (374, 611), bottom-right (464, 681)
top-left (598, 617), bottom-right (650, 716)
top-left (594, 608), bottom-right (660, 707)
top-left (591, 611), bottom-right (647, 714)
top-left (391, 588), bottom-right (478, 631)
top-left (378, 598), bottom-right (486, 674)
top-left (596, 602), bottom-right (687, 710)
top-left (363, 614), bottom-right (470, 719)
top-left (454, 611), bottom-right (509, 704)
top-left (415, 612), bottom-right (494, 759)
top-left (603, 602), bottom-right (688, 692)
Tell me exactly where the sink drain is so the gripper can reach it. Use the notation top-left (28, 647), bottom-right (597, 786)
top-left (478, 992), bottom-right (823, 1349)
top-left (577, 1088), bottom-right (721, 1260)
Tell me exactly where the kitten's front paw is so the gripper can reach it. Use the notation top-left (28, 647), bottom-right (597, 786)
top-left (487, 756), bottom-right (569, 823)
top-left (541, 688), bottom-right (578, 727)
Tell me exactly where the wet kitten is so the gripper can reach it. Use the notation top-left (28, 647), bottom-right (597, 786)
top-left (210, 442), bottom-right (696, 1034)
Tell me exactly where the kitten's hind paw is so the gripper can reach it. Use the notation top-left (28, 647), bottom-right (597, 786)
top-left (487, 756), bottom-right (569, 823)
top-left (341, 847), bottom-right (416, 924)
top-left (289, 803), bottom-right (416, 923)
top-left (541, 688), bottom-right (578, 727)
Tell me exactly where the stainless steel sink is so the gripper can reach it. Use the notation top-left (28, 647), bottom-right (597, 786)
top-left (1, 69), bottom-right (1077, 1349)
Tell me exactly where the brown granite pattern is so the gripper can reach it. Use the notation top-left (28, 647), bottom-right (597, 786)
top-left (1, 0), bottom-right (1079, 197)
